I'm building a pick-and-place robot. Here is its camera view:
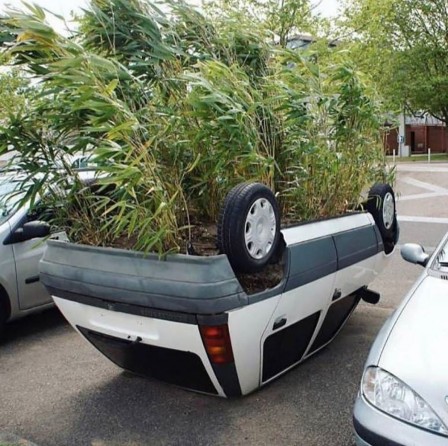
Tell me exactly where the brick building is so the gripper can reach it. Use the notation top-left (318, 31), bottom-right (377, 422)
top-left (384, 115), bottom-right (448, 155)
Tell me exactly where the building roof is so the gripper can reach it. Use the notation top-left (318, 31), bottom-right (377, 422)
top-left (405, 114), bottom-right (445, 126)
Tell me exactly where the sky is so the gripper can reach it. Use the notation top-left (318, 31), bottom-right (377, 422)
top-left (0, 0), bottom-right (88, 18)
top-left (0, 0), bottom-right (341, 20)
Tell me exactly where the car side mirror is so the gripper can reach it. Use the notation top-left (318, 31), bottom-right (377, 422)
top-left (18, 221), bottom-right (51, 242)
top-left (401, 243), bottom-right (430, 267)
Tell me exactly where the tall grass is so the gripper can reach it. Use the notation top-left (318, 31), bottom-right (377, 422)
top-left (0, 0), bottom-right (390, 255)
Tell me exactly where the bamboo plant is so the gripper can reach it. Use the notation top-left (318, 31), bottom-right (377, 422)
top-left (0, 0), bottom-right (391, 255)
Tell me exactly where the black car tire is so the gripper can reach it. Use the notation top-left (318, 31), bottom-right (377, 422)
top-left (217, 182), bottom-right (281, 273)
top-left (366, 183), bottom-right (397, 243)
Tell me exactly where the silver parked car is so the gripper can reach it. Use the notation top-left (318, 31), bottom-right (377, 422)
top-left (353, 235), bottom-right (448, 445)
top-left (0, 172), bottom-right (67, 330)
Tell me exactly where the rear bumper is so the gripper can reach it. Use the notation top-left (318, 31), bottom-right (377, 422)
top-left (54, 297), bottom-right (241, 397)
top-left (78, 325), bottom-right (219, 395)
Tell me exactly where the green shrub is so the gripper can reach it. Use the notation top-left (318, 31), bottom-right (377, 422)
top-left (0, 0), bottom-right (391, 255)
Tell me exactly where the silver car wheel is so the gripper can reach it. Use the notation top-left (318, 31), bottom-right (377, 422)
top-left (244, 198), bottom-right (276, 260)
top-left (382, 192), bottom-right (395, 230)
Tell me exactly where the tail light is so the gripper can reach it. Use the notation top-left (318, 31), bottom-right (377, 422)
top-left (199, 324), bottom-right (234, 364)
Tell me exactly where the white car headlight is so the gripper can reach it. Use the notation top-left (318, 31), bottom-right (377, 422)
top-left (362, 366), bottom-right (448, 436)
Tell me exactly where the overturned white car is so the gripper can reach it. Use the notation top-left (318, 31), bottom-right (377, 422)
top-left (39, 182), bottom-right (398, 397)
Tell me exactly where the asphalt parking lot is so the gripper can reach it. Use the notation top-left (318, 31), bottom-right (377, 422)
top-left (1, 162), bottom-right (447, 446)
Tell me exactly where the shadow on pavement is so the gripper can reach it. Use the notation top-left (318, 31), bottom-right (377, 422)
top-left (0, 307), bottom-right (67, 345)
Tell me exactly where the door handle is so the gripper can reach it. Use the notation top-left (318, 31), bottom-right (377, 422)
top-left (25, 275), bottom-right (40, 284)
top-left (332, 288), bottom-right (342, 301)
top-left (273, 317), bottom-right (287, 330)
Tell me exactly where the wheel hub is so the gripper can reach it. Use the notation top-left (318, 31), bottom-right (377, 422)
top-left (245, 198), bottom-right (276, 260)
top-left (382, 192), bottom-right (395, 230)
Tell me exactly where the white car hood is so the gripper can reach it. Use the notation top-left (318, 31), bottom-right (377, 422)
top-left (379, 275), bottom-right (448, 424)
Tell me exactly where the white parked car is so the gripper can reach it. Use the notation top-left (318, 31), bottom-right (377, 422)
top-left (0, 173), bottom-right (61, 329)
top-left (353, 236), bottom-right (448, 445)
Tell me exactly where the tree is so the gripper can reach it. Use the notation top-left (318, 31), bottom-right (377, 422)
top-left (204, 0), bottom-right (317, 47)
top-left (341, 0), bottom-right (448, 123)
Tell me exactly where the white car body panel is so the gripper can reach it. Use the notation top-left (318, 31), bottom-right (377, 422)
top-left (336, 254), bottom-right (380, 299)
top-left (221, 296), bottom-right (281, 395)
top-left (261, 273), bottom-right (336, 377)
top-left (304, 253), bottom-right (385, 356)
top-left (282, 212), bottom-right (376, 245)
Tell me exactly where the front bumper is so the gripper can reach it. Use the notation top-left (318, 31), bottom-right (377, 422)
top-left (353, 393), bottom-right (448, 446)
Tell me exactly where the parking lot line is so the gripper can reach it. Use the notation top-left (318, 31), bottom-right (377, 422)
top-left (398, 215), bottom-right (448, 224)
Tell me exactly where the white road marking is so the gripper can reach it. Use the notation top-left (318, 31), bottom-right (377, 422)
top-left (398, 192), bottom-right (448, 202)
top-left (398, 215), bottom-right (448, 224)
top-left (396, 163), bottom-right (448, 173)
top-left (400, 177), bottom-right (448, 193)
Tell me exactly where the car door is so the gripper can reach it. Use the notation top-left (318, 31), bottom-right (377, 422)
top-left (11, 203), bottom-right (68, 310)
top-left (260, 235), bottom-right (338, 383)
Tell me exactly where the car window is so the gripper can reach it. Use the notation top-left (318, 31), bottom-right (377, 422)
top-left (432, 244), bottom-right (448, 272)
top-left (27, 199), bottom-right (55, 223)
top-left (0, 177), bottom-right (24, 224)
